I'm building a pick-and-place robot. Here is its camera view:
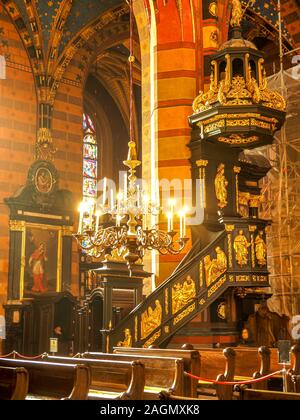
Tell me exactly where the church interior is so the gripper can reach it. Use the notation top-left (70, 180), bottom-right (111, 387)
top-left (0, 0), bottom-right (300, 401)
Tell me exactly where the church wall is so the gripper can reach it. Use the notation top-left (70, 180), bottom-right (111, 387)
top-left (0, 7), bottom-right (37, 315)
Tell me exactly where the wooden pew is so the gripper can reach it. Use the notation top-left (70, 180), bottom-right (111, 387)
top-left (237, 386), bottom-right (300, 400)
top-left (0, 367), bottom-right (28, 400)
top-left (287, 344), bottom-right (300, 392)
top-left (193, 347), bottom-right (236, 400)
top-left (82, 352), bottom-right (185, 399)
top-left (113, 346), bottom-right (200, 398)
top-left (0, 359), bottom-right (89, 400)
top-left (159, 390), bottom-right (216, 401)
top-left (292, 375), bottom-right (300, 393)
top-left (42, 355), bottom-right (144, 400)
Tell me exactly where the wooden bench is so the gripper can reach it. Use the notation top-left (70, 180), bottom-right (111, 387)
top-left (0, 359), bottom-right (89, 400)
top-left (237, 387), bottom-right (300, 400)
top-left (42, 355), bottom-right (144, 400)
top-left (113, 346), bottom-right (200, 397)
top-left (82, 352), bottom-right (185, 399)
top-left (0, 366), bottom-right (28, 400)
top-left (191, 347), bottom-right (236, 400)
top-left (287, 344), bottom-right (300, 392)
top-left (291, 375), bottom-right (300, 393)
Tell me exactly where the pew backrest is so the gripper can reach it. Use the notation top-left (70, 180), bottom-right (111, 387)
top-left (83, 352), bottom-right (185, 397)
top-left (113, 347), bottom-right (200, 397)
top-left (0, 366), bottom-right (28, 400)
top-left (42, 355), bottom-right (145, 400)
top-left (0, 359), bottom-right (89, 400)
top-left (239, 387), bottom-right (300, 400)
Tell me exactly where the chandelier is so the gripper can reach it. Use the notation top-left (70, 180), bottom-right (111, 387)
top-left (74, 0), bottom-right (188, 271)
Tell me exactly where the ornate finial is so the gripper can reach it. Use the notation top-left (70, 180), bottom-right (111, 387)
top-left (35, 128), bottom-right (57, 161)
top-left (230, 0), bottom-right (243, 28)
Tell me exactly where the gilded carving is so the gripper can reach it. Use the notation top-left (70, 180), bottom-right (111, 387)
top-left (135, 317), bottom-right (138, 342)
top-left (215, 163), bottom-right (228, 209)
top-left (217, 302), bottom-right (227, 320)
top-left (228, 234), bottom-right (233, 268)
top-left (199, 261), bottom-right (203, 288)
top-left (117, 328), bottom-right (132, 348)
top-left (173, 303), bottom-right (196, 326)
top-left (172, 275), bottom-right (196, 314)
top-left (10, 220), bottom-right (25, 232)
top-left (165, 289), bottom-right (169, 315)
top-left (208, 275), bottom-right (227, 297)
top-left (234, 230), bottom-right (250, 266)
top-left (204, 247), bottom-right (227, 287)
top-left (230, 0), bottom-right (243, 27)
top-left (141, 300), bottom-right (162, 340)
top-left (236, 275), bottom-right (251, 282)
top-left (255, 231), bottom-right (267, 266)
top-left (199, 299), bottom-right (206, 305)
top-left (218, 134), bottom-right (259, 145)
top-left (143, 331), bottom-right (161, 348)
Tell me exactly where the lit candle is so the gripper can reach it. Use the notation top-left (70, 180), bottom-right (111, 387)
top-left (168, 199), bottom-right (175, 232)
top-left (110, 189), bottom-right (114, 210)
top-left (179, 211), bottom-right (183, 238)
top-left (117, 192), bottom-right (123, 214)
top-left (137, 185), bottom-right (140, 207)
top-left (103, 177), bottom-right (107, 206)
top-left (116, 215), bottom-right (122, 227)
top-left (95, 210), bottom-right (101, 233)
top-left (124, 173), bottom-right (128, 201)
top-left (183, 211), bottom-right (187, 237)
top-left (156, 179), bottom-right (160, 208)
top-left (89, 202), bottom-right (94, 229)
top-left (78, 202), bottom-right (84, 234)
top-left (167, 212), bottom-right (172, 233)
top-left (143, 214), bottom-right (147, 230)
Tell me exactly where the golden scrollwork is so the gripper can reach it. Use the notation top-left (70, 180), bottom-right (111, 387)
top-left (199, 298), bottom-right (206, 306)
top-left (117, 328), bottom-right (132, 348)
top-left (228, 234), bottom-right (233, 268)
top-left (172, 275), bottom-right (196, 314)
top-left (204, 247), bottom-right (227, 287)
top-left (135, 317), bottom-right (138, 342)
top-left (255, 231), bottom-right (267, 267)
top-left (199, 261), bottom-right (203, 288)
top-left (141, 300), bottom-right (162, 340)
top-left (217, 302), bottom-right (227, 320)
top-left (218, 134), bottom-right (259, 145)
top-left (234, 230), bottom-right (250, 266)
top-left (165, 289), bottom-right (169, 315)
top-left (230, 0), bottom-right (243, 28)
top-left (9, 220), bottom-right (25, 232)
top-left (208, 275), bottom-right (227, 297)
top-left (173, 303), bottom-right (196, 326)
top-left (249, 195), bottom-right (262, 208)
top-left (143, 331), bottom-right (161, 348)
top-left (236, 275), bottom-right (251, 282)
top-left (215, 163), bottom-right (228, 209)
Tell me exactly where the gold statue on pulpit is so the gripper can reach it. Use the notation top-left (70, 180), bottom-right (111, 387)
top-left (255, 231), bottom-right (267, 266)
top-left (215, 163), bottom-right (228, 209)
top-left (230, 0), bottom-right (243, 28)
top-left (234, 230), bottom-right (250, 266)
top-left (117, 328), bottom-right (132, 348)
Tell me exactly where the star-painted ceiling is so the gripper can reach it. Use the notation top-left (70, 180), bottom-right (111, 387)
top-left (35, 0), bottom-right (63, 52)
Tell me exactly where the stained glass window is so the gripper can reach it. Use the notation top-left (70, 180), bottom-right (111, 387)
top-left (82, 113), bottom-right (98, 233)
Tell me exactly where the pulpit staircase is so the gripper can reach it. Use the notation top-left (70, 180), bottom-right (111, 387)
top-left (105, 220), bottom-right (270, 351)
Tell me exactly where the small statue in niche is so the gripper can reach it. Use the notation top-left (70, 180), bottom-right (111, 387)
top-left (117, 328), bottom-right (132, 348)
top-left (215, 163), bottom-right (228, 209)
top-left (255, 231), bottom-right (267, 266)
top-left (234, 230), bottom-right (250, 266)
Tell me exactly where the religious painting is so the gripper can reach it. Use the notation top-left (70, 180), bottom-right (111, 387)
top-left (34, 167), bottom-right (53, 194)
top-left (22, 224), bottom-right (62, 298)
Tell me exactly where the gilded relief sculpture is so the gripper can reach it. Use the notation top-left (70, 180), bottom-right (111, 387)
top-left (215, 163), bottom-right (228, 209)
top-left (204, 247), bottom-right (227, 287)
top-left (255, 231), bottom-right (267, 266)
top-left (141, 300), bottom-right (162, 340)
top-left (234, 230), bottom-right (251, 266)
top-left (172, 275), bottom-right (196, 314)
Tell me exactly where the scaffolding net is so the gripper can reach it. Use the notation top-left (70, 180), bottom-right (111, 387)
top-left (257, 67), bottom-right (300, 319)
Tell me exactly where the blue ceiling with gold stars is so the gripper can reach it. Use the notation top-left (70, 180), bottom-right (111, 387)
top-left (8, 0), bottom-right (294, 58)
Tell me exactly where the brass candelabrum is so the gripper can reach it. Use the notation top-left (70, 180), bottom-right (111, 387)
top-left (74, 140), bottom-right (189, 271)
